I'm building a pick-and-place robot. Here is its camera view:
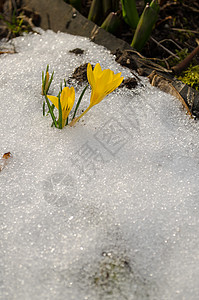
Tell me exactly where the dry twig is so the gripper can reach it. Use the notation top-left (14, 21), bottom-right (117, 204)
top-left (172, 44), bottom-right (199, 75)
top-left (126, 49), bottom-right (173, 73)
top-left (150, 36), bottom-right (180, 59)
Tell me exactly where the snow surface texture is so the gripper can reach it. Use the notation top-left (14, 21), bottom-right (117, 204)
top-left (0, 29), bottom-right (199, 300)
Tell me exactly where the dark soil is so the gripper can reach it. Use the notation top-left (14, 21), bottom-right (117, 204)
top-left (71, 63), bottom-right (90, 83)
top-left (80, 0), bottom-right (199, 66)
top-left (119, 77), bottom-right (138, 89)
top-left (69, 48), bottom-right (84, 55)
top-left (70, 62), bottom-right (139, 89)
top-left (113, 49), bottom-right (138, 70)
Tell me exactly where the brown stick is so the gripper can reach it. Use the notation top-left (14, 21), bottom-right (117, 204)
top-left (172, 44), bottom-right (199, 75)
top-left (0, 50), bottom-right (15, 54)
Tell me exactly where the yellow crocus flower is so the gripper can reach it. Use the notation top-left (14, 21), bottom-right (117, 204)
top-left (70, 63), bottom-right (123, 125)
top-left (47, 86), bottom-right (75, 127)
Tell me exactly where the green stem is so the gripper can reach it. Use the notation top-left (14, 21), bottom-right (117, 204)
top-left (44, 91), bottom-right (58, 128)
top-left (46, 71), bottom-right (54, 94)
top-left (72, 106), bottom-right (91, 125)
top-left (65, 117), bottom-right (68, 126)
top-left (72, 85), bottom-right (88, 120)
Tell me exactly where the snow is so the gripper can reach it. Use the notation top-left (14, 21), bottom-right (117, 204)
top-left (1, 29), bottom-right (199, 300)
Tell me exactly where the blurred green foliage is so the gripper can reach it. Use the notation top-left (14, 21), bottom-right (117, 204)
top-left (0, 10), bottom-right (30, 37)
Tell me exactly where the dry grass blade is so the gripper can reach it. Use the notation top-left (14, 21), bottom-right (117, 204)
top-left (171, 28), bottom-right (199, 35)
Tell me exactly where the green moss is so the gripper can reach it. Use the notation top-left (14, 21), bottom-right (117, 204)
top-left (169, 48), bottom-right (189, 67)
top-left (178, 65), bottom-right (199, 90)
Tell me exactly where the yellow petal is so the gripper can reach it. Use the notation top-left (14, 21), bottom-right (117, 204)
top-left (67, 87), bottom-right (75, 110)
top-left (87, 63), bottom-right (123, 109)
top-left (60, 87), bottom-right (70, 109)
top-left (48, 86), bottom-right (75, 124)
top-left (113, 72), bottom-right (122, 80)
top-left (61, 87), bottom-right (75, 109)
top-left (97, 69), bottom-right (113, 92)
top-left (47, 95), bottom-right (59, 109)
top-left (89, 90), bottom-right (105, 107)
top-left (62, 109), bottom-right (70, 121)
top-left (93, 63), bottom-right (102, 78)
top-left (87, 63), bottom-right (95, 89)
top-left (61, 87), bottom-right (75, 120)
top-left (68, 86), bottom-right (74, 98)
top-left (103, 76), bottom-right (124, 95)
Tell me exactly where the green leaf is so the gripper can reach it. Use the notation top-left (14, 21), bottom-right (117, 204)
top-left (88, 0), bottom-right (103, 24)
top-left (121, 0), bottom-right (139, 29)
top-left (131, 0), bottom-right (159, 51)
top-left (101, 12), bottom-right (121, 34)
top-left (102, 0), bottom-right (112, 16)
top-left (44, 91), bottom-right (58, 128)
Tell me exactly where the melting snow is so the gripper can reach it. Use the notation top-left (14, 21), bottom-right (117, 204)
top-left (1, 29), bottom-right (199, 300)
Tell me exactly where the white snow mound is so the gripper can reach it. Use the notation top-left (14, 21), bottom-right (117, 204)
top-left (0, 29), bottom-right (199, 300)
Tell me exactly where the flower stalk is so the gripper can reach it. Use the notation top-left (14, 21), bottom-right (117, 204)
top-left (58, 93), bottom-right (63, 129)
top-left (72, 84), bottom-right (88, 120)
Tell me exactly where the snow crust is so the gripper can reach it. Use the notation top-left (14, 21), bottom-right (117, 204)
top-left (1, 29), bottom-right (199, 300)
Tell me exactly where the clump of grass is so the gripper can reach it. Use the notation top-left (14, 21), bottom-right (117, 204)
top-left (178, 65), bottom-right (199, 90)
top-left (0, 10), bottom-right (31, 38)
top-left (168, 48), bottom-right (189, 68)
